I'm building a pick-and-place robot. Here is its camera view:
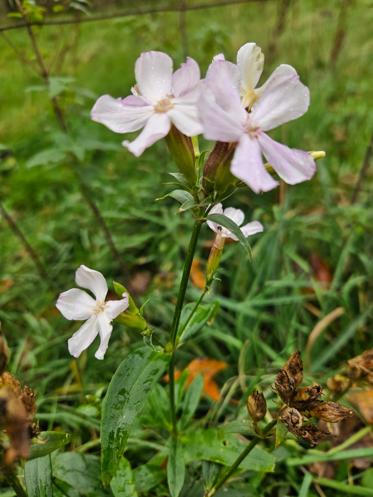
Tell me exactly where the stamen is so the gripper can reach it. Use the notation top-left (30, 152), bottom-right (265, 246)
top-left (93, 301), bottom-right (106, 315)
top-left (154, 98), bottom-right (174, 113)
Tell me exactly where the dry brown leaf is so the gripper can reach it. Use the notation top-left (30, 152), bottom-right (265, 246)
top-left (348, 389), bottom-right (373, 424)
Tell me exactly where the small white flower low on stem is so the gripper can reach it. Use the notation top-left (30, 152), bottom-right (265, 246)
top-left (56, 265), bottom-right (129, 360)
top-left (207, 203), bottom-right (264, 240)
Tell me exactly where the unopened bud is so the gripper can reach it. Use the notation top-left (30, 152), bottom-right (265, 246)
top-left (247, 391), bottom-right (267, 422)
top-left (166, 126), bottom-right (196, 185)
top-left (310, 151), bottom-right (326, 160)
top-left (308, 401), bottom-right (353, 423)
top-left (113, 281), bottom-right (150, 334)
top-left (206, 231), bottom-right (225, 285)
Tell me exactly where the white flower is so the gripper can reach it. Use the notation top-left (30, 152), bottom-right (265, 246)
top-left (199, 42), bottom-right (316, 194)
top-left (56, 265), bottom-right (129, 360)
top-left (207, 203), bottom-right (263, 240)
top-left (91, 51), bottom-right (203, 157)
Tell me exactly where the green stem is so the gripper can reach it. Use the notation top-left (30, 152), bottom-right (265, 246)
top-left (168, 219), bottom-right (202, 437)
top-left (178, 286), bottom-right (209, 339)
top-left (205, 419), bottom-right (276, 497)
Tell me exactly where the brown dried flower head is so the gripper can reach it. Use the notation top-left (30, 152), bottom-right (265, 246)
top-left (307, 401), bottom-right (353, 423)
top-left (0, 372), bottom-right (37, 464)
top-left (347, 349), bottom-right (373, 383)
top-left (274, 352), bottom-right (354, 447)
top-left (247, 391), bottom-right (267, 422)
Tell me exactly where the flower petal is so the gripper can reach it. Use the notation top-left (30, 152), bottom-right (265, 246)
top-left (135, 51), bottom-right (173, 102)
top-left (258, 133), bottom-right (316, 184)
top-left (75, 265), bottom-right (108, 301)
top-left (207, 203), bottom-right (223, 233)
top-left (123, 113), bottom-right (171, 156)
top-left (223, 207), bottom-right (245, 227)
top-left (231, 135), bottom-right (278, 193)
top-left (251, 64), bottom-right (310, 131)
top-left (172, 57), bottom-right (200, 97)
top-left (205, 59), bottom-right (242, 115)
top-left (168, 102), bottom-right (203, 136)
top-left (95, 315), bottom-right (113, 360)
top-left (56, 288), bottom-right (95, 320)
top-left (241, 220), bottom-right (264, 237)
top-left (91, 95), bottom-right (153, 133)
top-left (198, 86), bottom-right (243, 142)
top-left (105, 295), bottom-right (129, 321)
top-left (68, 316), bottom-right (98, 358)
top-left (237, 42), bottom-right (264, 93)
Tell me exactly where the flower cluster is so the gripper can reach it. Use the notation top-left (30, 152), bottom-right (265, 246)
top-left (91, 42), bottom-right (317, 194)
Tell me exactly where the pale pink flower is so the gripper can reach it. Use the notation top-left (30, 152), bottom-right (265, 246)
top-left (56, 265), bottom-right (128, 360)
top-left (199, 42), bottom-right (316, 193)
top-left (91, 51), bottom-right (203, 156)
top-left (207, 203), bottom-right (263, 240)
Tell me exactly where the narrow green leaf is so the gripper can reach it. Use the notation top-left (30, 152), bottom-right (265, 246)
top-left (167, 439), bottom-right (185, 497)
top-left (181, 374), bottom-right (203, 426)
top-left (29, 431), bottom-right (71, 460)
top-left (206, 213), bottom-right (251, 253)
top-left (288, 447), bottom-right (373, 466)
top-left (25, 455), bottom-right (53, 497)
top-left (314, 477), bottom-right (373, 496)
top-left (179, 302), bottom-right (219, 343)
top-left (111, 458), bottom-right (138, 497)
top-left (298, 472), bottom-right (313, 497)
top-left (101, 347), bottom-right (168, 484)
top-left (275, 421), bottom-right (288, 448)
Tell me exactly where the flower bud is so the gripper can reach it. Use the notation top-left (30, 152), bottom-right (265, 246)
top-left (206, 231), bottom-right (225, 285)
top-left (113, 281), bottom-right (151, 335)
top-left (166, 126), bottom-right (196, 185)
top-left (247, 391), bottom-right (267, 422)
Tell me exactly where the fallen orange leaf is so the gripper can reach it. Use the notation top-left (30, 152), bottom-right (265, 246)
top-left (190, 259), bottom-right (206, 289)
top-left (348, 389), bottom-right (373, 424)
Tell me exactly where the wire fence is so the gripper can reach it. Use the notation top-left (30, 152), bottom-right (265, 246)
top-left (0, 0), bottom-right (269, 32)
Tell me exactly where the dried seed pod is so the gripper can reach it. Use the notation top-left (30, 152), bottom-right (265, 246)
top-left (292, 384), bottom-right (323, 409)
top-left (308, 401), bottom-right (353, 423)
top-left (247, 391), bottom-right (267, 422)
top-left (280, 406), bottom-right (303, 430)
top-left (296, 424), bottom-right (330, 447)
top-left (284, 351), bottom-right (304, 388)
top-left (327, 374), bottom-right (351, 393)
top-left (347, 349), bottom-right (373, 382)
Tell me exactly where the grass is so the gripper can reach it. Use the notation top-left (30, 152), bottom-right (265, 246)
top-left (0, 0), bottom-right (372, 496)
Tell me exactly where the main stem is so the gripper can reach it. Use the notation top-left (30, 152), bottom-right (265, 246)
top-left (3, 466), bottom-right (27, 497)
top-left (169, 219), bottom-right (202, 437)
top-left (205, 420), bottom-right (276, 497)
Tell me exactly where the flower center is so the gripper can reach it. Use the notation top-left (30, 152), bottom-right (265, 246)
top-left (154, 97), bottom-right (174, 113)
top-left (93, 300), bottom-right (106, 315)
top-left (244, 118), bottom-right (261, 138)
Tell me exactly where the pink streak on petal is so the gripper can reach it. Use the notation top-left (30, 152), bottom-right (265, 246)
top-left (258, 133), bottom-right (316, 184)
top-left (231, 135), bottom-right (278, 193)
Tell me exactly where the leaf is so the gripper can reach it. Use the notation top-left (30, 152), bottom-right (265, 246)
top-left (110, 458), bottom-right (138, 497)
top-left (53, 452), bottom-right (109, 496)
top-left (133, 455), bottom-right (164, 494)
top-left (26, 149), bottom-right (66, 168)
top-left (29, 431), bottom-right (71, 460)
top-left (101, 347), bottom-right (168, 484)
top-left (183, 428), bottom-right (275, 473)
top-left (179, 302), bottom-right (220, 343)
top-left (275, 421), bottom-right (288, 448)
top-left (181, 374), bottom-right (204, 426)
top-left (167, 439), bottom-right (185, 497)
top-left (207, 213), bottom-right (251, 253)
top-left (48, 77), bottom-right (75, 98)
top-left (25, 455), bottom-right (53, 497)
